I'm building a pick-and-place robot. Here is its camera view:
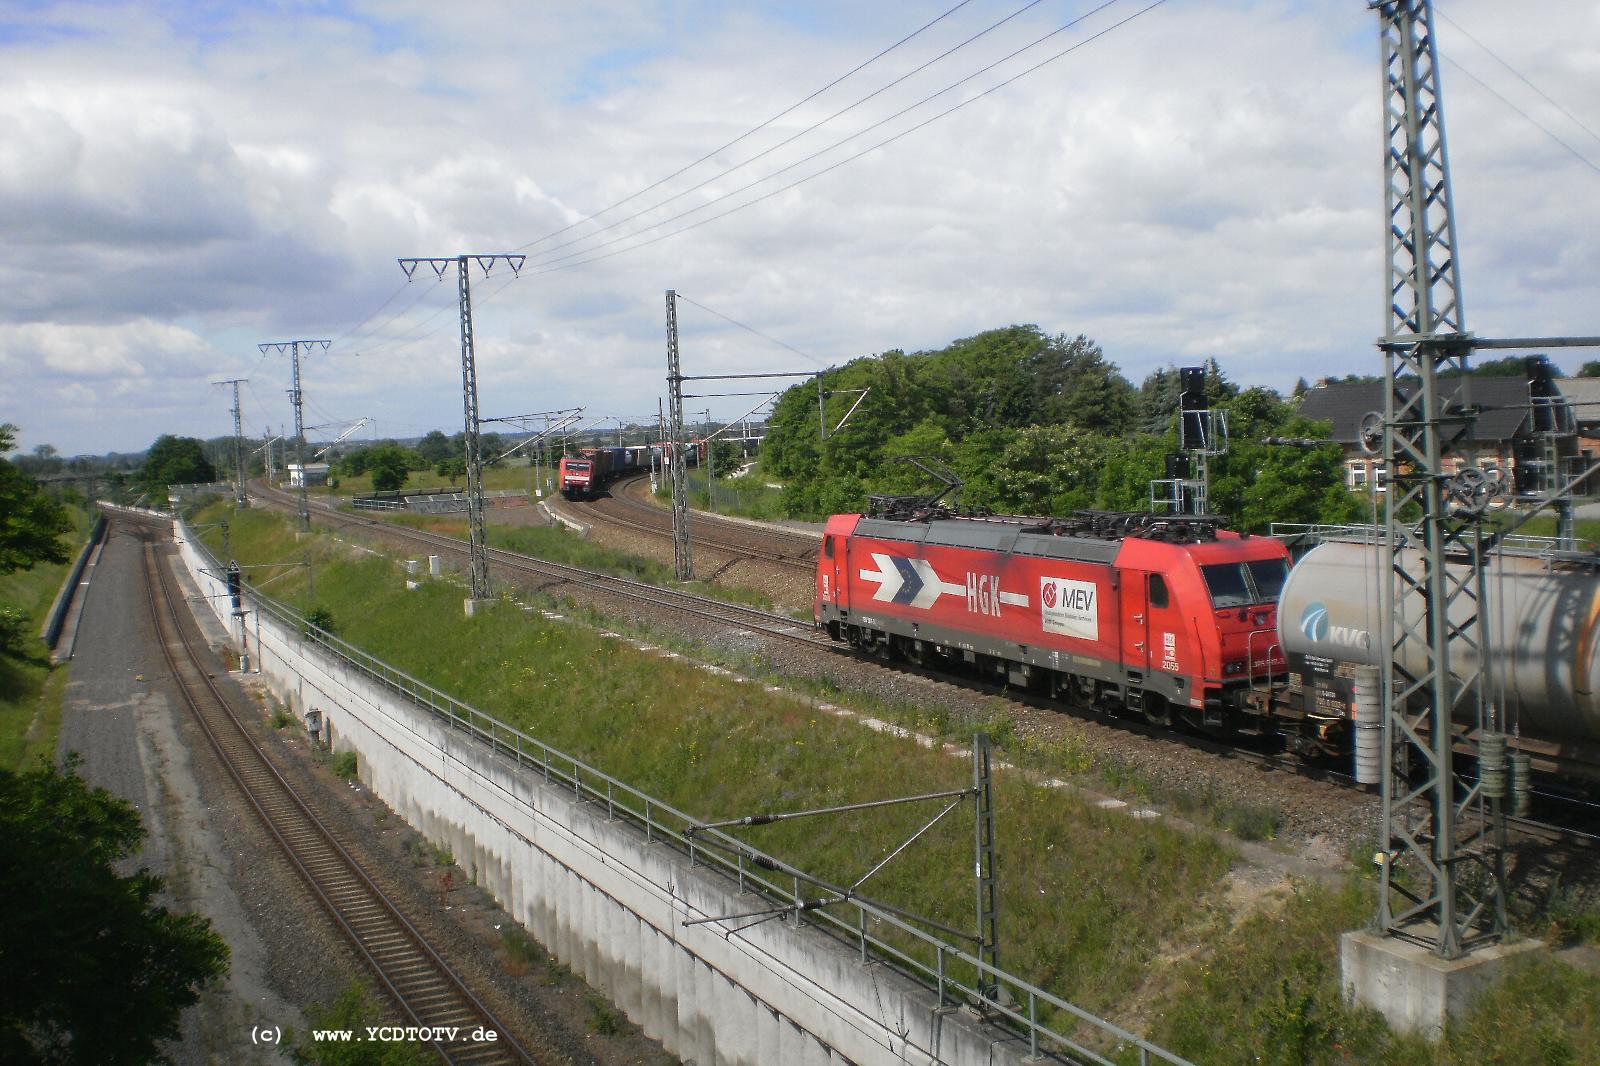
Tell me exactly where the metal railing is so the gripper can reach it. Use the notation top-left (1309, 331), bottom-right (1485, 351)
top-left (179, 518), bottom-right (1190, 1066)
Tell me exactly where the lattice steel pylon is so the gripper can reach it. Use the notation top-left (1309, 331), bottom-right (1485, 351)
top-left (259, 339), bottom-right (331, 530)
top-left (398, 255), bottom-right (525, 602)
top-left (214, 377), bottom-right (248, 507)
top-left (665, 289), bottom-right (693, 581)
top-left (1374, 0), bottom-right (1506, 959)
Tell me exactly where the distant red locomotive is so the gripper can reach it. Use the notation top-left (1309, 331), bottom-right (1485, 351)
top-left (815, 503), bottom-right (1291, 728)
top-left (559, 446), bottom-right (647, 500)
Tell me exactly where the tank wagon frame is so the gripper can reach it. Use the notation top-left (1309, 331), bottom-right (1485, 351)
top-left (1277, 537), bottom-right (1600, 781)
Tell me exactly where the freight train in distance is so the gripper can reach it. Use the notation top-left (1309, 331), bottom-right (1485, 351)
top-left (815, 495), bottom-right (1600, 785)
top-left (559, 446), bottom-right (649, 500)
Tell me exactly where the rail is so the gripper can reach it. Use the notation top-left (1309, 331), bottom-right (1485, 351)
top-left (179, 517), bottom-right (1190, 1066)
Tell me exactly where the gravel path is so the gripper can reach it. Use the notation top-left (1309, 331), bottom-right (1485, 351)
top-left (60, 522), bottom-right (355, 1064)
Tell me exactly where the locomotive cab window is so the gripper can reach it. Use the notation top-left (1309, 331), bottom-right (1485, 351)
top-left (1148, 573), bottom-right (1169, 608)
top-left (1245, 558), bottom-right (1288, 603)
top-left (823, 536), bottom-right (835, 559)
top-left (1201, 559), bottom-right (1288, 608)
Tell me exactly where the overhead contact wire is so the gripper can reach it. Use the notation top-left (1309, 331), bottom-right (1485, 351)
top-left (513, 0), bottom-right (979, 255)
top-left (676, 294), bottom-right (828, 368)
top-left (529, 0), bottom-right (1161, 276)
top-left (1436, 6), bottom-right (1600, 146)
top-left (1443, 57), bottom-right (1600, 177)
top-left (521, 0), bottom-right (1059, 266)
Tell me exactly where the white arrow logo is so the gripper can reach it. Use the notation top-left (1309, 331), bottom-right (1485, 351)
top-left (859, 553), bottom-right (966, 609)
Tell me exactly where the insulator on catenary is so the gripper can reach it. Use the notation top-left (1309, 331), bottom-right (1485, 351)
top-left (1478, 730), bottom-right (1508, 800)
top-left (1353, 667), bottom-right (1383, 786)
top-left (1510, 752), bottom-right (1533, 818)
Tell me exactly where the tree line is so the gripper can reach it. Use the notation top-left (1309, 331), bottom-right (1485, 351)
top-left (760, 325), bottom-right (1366, 532)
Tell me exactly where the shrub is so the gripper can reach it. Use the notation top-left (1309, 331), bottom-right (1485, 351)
top-left (330, 751), bottom-right (358, 779)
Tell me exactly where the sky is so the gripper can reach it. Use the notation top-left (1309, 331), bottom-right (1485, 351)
top-left (1, 0), bottom-right (1597, 457)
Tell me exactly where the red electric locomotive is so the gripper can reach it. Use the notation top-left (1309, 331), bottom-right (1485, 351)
top-left (815, 501), bottom-right (1291, 729)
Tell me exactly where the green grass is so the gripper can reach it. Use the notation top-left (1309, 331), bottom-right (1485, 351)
top-left (1482, 512), bottom-right (1600, 545)
top-left (1, 505), bottom-right (93, 771)
top-left (376, 510), bottom-right (774, 609)
top-left (197, 501), bottom-right (1232, 1040)
top-left (293, 982), bottom-right (436, 1065)
top-left (1147, 870), bottom-right (1600, 1066)
top-left (499, 925), bottom-right (544, 976)
top-left (195, 501), bottom-right (1600, 1063)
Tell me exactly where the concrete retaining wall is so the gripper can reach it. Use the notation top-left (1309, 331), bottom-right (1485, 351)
top-left (173, 527), bottom-right (1040, 1066)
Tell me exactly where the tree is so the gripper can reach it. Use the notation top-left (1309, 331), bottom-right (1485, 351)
top-left (1136, 366), bottom-right (1183, 434)
top-left (991, 424), bottom-right (1108, 515)
top-left (415, 430), bottom-right (452, 464)
top-left (1578, 360), bottom-right (1600, 378)
top-left (361, 446), bottom-right (415, 492)
top-left (1027, 333), bottom-right (1136, 433)
top-left (435, 457), bottom-right (466, 485)
top-left (137, 435), bottom-right (216, 494)
top-left (0, 425), bottom-right (72, 578)
top-left (708, 440), bottom-right (743, 479)
top-left (0, 757), bottom-right (229, 1063)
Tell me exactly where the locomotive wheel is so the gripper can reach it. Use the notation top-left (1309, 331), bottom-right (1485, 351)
top-left (1143, 695), bottom-right (1173, 728)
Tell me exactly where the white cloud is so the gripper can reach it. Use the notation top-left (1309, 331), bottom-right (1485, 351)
top-left (0, 0), bottom-right (1595, 456)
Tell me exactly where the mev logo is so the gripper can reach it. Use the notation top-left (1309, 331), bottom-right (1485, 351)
top-left (1299, 601), bottom-right (1370, 651)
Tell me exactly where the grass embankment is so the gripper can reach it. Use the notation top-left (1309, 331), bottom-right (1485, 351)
top-left (203, 502), bottom-right (1228, 1041)
top-left (376, 512), bottom-right (772, 609)
top-left (0, 506), bottom-right (92, 771)
top-left (198, 501), bottom-right (1600, 1064)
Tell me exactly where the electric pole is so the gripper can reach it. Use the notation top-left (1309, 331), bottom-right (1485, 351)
top-left (259, 339), bottom-right (331, 531)
top-left (213, 378), bottom-right (248, 507)
top-left (665, 290), bottom-right (693, 581)
top-left (398, 254), bottom-right (525, 605)
top-left (1374, 0), bottom-right (1505, 959)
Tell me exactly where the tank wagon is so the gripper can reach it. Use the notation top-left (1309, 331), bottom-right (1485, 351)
top-left (815, 504), bottom-right (1292, 729)
top-left (559, 446), bottom-right (648, 500)
top-left (1277, 539), bottom-right (1600, 775)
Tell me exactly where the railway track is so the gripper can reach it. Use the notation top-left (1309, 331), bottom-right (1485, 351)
top-left (134, 516), bottom-right (535, 1065)
top-left (256, 482), bottom-right (831, 651)
top-left (566, 473), bottom-right (819, 574)
top-left (240, 487), bottom-right (1600, 848)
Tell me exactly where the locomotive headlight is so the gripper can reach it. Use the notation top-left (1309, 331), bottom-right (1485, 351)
top-left (1223, 659), bottom-right (1247, 676)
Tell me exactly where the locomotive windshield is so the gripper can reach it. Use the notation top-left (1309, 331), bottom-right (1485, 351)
top-left (568, 461), bottom-right (591, 471)
top-left (1201, 558), bottom-right (1288, 608)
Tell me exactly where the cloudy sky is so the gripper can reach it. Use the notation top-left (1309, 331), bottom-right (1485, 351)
top-left (2, 0), bottom-right (1596, 457)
